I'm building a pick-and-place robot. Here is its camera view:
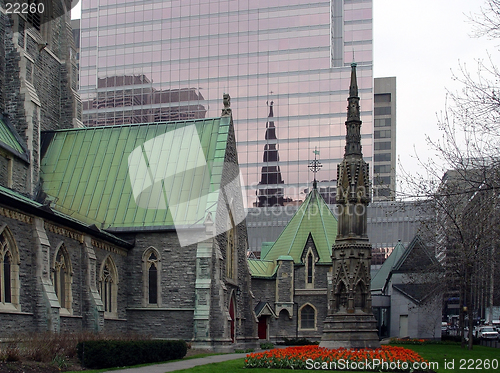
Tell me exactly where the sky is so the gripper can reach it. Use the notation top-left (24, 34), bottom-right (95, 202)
top-left (373, 0), bottom-right (500, 191)
top-left (71, 0), bottom-right (500, 193)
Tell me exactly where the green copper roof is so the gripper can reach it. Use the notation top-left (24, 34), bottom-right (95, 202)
top-left (260, 242), bottom-right (274, 258)
top-left (0, 118), bottom-right (25, 155)
top-left (40, 117), bottom-right (230, 229)
top-left (261, 189), bottom-right (337, 264)
top-left (248, 259), bottom-right (278, 278)
top-left (371, 240), bottom-right (406, 294)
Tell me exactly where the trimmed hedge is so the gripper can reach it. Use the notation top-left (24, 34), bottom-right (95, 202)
top-left (279, 337), bottom-right (319, 346)
top-left (77, 339), bottom-right (187, 369)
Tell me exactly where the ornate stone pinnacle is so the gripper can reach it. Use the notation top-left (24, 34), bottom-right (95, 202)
top-left (222, 93), bottom-right (231, 116)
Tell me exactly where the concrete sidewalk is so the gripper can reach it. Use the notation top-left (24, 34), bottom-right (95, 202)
top-left (103, 352), bottom-right (249, 373)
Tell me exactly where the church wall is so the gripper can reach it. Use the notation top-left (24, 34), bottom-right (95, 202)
top-left (294, 263), bottom-right (330, 289)
top-left (45, 230), bottom-right (84, 317)
top-left (251, 278), bottom-right (276, 305)
top-left (0, 211), bottom-right (37, 334)
top-left (0, 4), bottom-right (79, 197)
top-left (60, 315), bottom-right (83, 333)
top-left (102, 318), bottom-right (127, 334)
top-left (1, 10), bottom-right (26, 145)
top-left (251, 262), bottom-right (332, 342)
top-left (132, 232), bottom-right (197, 309)
top-left (294, 294), bottom-right (328, 340)
top-left (0, 152), bottom-right (29, 191)
top-left (124, 232), bottom-right (197, 339)
top-left (94, 249), bottom-right (128, 322)
top-left (207, 115), bottom-right (258, 347)
top-left (126, 309), bottom-right (194, 340)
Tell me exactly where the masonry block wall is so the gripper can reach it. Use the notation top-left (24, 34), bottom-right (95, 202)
top-left (211, 113), bottom-right (258, 347)
top-left (0, 212), bottom-right (37, 334)
top-left (251, 262), bottom-right (332, 342)
top-left (0, 2), bottom-right (80, 197)
top-left (124, 231), bottom-right (197, 339)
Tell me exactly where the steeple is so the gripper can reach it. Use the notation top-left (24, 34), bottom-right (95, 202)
top-left (344, 63), bottom-right (362, 156)
top-left (320, 62), bottom-right (380, 349)
top-left (257, 101), bottom-right (285, 207)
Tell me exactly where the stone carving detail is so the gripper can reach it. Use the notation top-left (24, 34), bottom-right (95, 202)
top-left (0, 207), bottom-right (33, 223)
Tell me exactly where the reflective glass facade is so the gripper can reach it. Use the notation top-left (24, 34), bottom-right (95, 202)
top-left (79, 0), bottom-right (373, 204)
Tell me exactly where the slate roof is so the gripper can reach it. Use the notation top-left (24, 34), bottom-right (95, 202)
top-left (40, 116), bottom-right (231, 230)
top-left (371, 240), bottom-right (406, 294)
top-left (371, 235), bottom-right (440, 295)
top-left (254, 301), bottom-right (277, 317)
top-left (393, 284), bottom-right (432, 304)
top-left (393, 235), bottom-right (438, 272)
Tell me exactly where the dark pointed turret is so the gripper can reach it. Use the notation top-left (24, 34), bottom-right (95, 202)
top-left (257, 101), bottom-right (285, 207)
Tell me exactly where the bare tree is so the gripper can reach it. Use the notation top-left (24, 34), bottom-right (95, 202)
top-left (398, 0), bottom-right (500, 350)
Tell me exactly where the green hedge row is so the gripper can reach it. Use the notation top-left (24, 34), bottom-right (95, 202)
top-left (279, 337), bottom-right (319, 346)
top-left (77, 339), bottom-right (187, 369)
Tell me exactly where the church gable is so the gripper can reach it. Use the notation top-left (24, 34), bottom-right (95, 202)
top-left (393, 235), bottom-right (438, 273)
top-left (300, 234), bottom-right (319, 264)
top-left (259, 189), bottom-right (337, 264)
top-left (0, 116), bottom-right (28, 162)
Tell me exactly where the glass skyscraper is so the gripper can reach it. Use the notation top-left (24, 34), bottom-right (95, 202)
top-left (79, 0), bottom-right (373, 205)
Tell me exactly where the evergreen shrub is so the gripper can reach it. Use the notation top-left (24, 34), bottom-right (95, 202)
top-left (77, 339), bottom-right (187, 368)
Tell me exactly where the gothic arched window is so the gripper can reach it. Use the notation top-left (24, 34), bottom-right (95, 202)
top-left (300, 304), bottom-right (316, 330)
top-left (143, 247), bottom-right (161, 306)
top-left (0, 226), bottom-right (20, 310)
top-left (226, 211), bottom-right (237, 280)
top-left (52, 244), bottom-right (73, 313)
top-left (307, 252), bottom-right (313, 284)
top-left (354, 281), bottom-right (366, 309)
top-left (99, 256), bottom-right (118, 316)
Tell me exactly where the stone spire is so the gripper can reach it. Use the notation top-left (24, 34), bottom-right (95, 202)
top-left (345, 63), bottom-right (362, 157)
top-left (257, 101), bottom-right (285, 207)
top-left (320, 63), bottom-right (380, 349)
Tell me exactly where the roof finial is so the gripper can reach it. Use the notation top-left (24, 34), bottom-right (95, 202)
top-left (309, 147), bottom-right (322, 190)
top-left (349, 62), bottom-right (358, 99)
top-left (222, 93), bottom-right (231, 116)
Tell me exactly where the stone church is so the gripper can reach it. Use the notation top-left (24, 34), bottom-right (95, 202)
top-left (249, 186), bottom-right (338, 341)
top-left (0, 4), bottom-right (257, 350)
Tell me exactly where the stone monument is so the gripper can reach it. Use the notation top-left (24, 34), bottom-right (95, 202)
top-left (320, 63), bottom-right (381, 349)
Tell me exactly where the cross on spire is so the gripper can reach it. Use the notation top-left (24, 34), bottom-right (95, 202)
top-left (309, 147), bottom-right (322, 190)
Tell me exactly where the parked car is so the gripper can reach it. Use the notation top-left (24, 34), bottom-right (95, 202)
top-left (475, 326), bottom-right (499, 340)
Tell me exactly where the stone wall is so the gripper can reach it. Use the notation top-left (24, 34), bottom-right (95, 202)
top-left (251, 261), bottom-right (332, 342)
top-left (126, 310), bottom-right (194, 339)
top-left (0, 2), bottom-right (80, 197)
top-left (211, 112), bottom-right (258, 348)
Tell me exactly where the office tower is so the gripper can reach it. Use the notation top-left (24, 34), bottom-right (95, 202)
top-left (373, 77), bottom-right (396, 200)
top-left (79, 0), bottom-right (374, 203)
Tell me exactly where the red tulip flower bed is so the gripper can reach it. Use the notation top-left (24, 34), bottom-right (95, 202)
top-left (245, 345), bottom-right (431, 371)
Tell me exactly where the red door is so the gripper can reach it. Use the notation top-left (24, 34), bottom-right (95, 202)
top-left (229, 296), bottom-right (235, 342)
top-left (258, 316), bottom-right (268, 339)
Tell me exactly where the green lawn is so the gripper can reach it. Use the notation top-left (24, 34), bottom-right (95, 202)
top-left (172, 344), bottom-right (500, 373)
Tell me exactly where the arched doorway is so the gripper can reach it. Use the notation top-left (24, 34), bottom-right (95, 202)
top-left (229, 294), bottom-right (236, 342)
top-left (258, 316), bottom-right (268, 339)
